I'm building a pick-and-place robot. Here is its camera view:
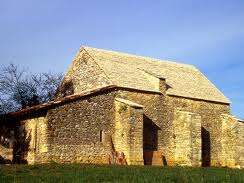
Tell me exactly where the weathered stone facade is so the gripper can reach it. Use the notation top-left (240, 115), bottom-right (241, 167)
top-left (0, 46), bottom-right (243, 168)
top-left (171, 110), bottom-right (201, 166)
top-left (165, 96), bottom-right (231, 167)
top-left (114, 98), bottom-right (144, 165)
top-left (20, 116), bottom-right (48, 164)
top-left (237, 120), bottom-right (244, 168)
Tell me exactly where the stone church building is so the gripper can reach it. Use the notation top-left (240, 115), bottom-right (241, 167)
top-left (0, 46), bottom-right (243, 168)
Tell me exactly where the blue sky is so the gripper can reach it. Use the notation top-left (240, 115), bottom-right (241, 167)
top-left (0, 0), bottom-right (243, 118)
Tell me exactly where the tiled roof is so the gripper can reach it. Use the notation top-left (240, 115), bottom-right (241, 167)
top-left (5, 85), bottom-right (117, 118)
top-left (4, 85), bottom-right (159, 118)
top-left (81, 46), bottom-right (230, 104)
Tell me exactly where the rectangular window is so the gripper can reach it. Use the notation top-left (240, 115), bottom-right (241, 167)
top-left (99, 130), bottom-right (103, 142)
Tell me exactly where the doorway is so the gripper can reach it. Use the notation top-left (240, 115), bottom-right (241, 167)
top-left (201, 127), bottom-right (211, 167)
top-left (143, 115), bottom-right (160, 165)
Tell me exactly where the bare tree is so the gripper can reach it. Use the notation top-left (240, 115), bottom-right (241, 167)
top-left (0, 64), bottom-right (63, 114)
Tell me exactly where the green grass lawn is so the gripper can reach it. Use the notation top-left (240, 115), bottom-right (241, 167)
top-left (0, 164), bottom-right (243, 183)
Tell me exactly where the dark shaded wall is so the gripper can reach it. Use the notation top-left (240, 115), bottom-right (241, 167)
top-left (0, 119), bottom-right (15, 163)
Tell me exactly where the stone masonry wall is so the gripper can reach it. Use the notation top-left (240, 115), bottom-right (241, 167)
top-left (166, 96), bottom-right (230, 167)
top-left (219, 114), bottom-right (238, 168)
top-left (18, 88), bottom-right (234, 167)
top-left (113, 90), bottom-right (230, 167)
top-left (114, 90), bottom-right (230, 167)
top-left (237, 121), bottom-right (244, 168)
top-left (115, 91), bottom-right (165, 141)
top-left (218, 115), bottom-right (244, 168)
top-left (115, 90), bottom-right (166, 158)
top-left (20, 89), bottom-right (163, 165)
top-left (43, 92), bottom-right (115, 164)
top-left (114, 99), bottom-right (144, 165)
top-left (45, 89), bottom-right (164, 165)
top-left (21, 116), bottom-right (48, 164)
top-left (172, 110), bottom-right (201, 166)
top-left (57, 48), bottom-right (111, 97)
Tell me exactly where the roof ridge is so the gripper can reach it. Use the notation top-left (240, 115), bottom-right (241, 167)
top-left (81, 46), bottom-right (114, 85)
top-left (82, 45), bottom-right (196, 69)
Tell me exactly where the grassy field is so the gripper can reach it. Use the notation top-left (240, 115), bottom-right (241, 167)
top-left (0, 164), bottom-right (243, 183)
